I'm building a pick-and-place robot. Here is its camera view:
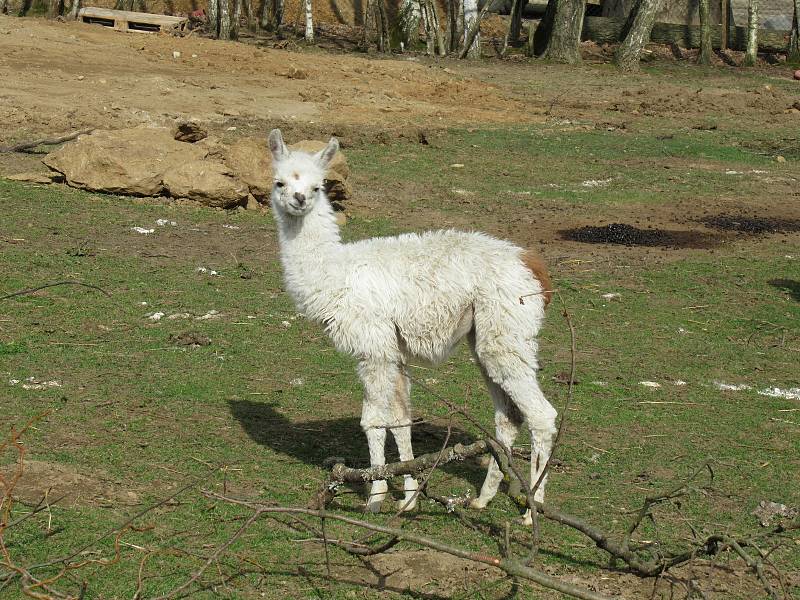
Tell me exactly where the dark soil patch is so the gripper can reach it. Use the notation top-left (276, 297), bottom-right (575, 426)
top-left (700, 214), bottom-right (800, 235)
top-left (559, 223), bottom-right (719, 249)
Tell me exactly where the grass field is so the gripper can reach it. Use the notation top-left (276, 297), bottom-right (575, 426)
top-left (1, 116), bottom-right (799, 599)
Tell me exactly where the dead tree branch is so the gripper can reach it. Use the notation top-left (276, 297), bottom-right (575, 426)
top-left (204, 492), bottom-right (614, 600)
top-left (0, 128), bottom-right (93, 153)
top-left (0, 281), bottom-right (111, 301)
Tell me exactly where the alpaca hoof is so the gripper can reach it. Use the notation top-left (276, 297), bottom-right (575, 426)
top-left (468, 498), bottom-right (488, 510)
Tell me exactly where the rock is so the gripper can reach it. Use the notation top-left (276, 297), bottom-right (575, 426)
top-left (5, 171), bottom-right (63, 184)
top-left (173, 121), bottom-right (208, 143)
top-left (284, 65), bottom-right (308, 80)
top-left (224, 137), bottom-right (273, 199)
top-left (163, 160), bottom-right (248, 208)
top-left (224, 137), bottom-right (351, 202)
top-left (246, 194), bottom-right (260, 210)
top-left (44, 127), bottom-right (206, 196)
top-left (776, 155), bottom-right (787, 163)
top-left (794, 69), bottom-right (800, 81)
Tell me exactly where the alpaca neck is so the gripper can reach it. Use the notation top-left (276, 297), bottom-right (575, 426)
top-left (275, 195), bottom-right (342, 310)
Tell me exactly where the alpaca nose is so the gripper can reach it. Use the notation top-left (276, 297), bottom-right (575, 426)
top-left (293, 192), bottom-right (306, 206)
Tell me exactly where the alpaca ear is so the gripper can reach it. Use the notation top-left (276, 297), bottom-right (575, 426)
top-left (268, 129), bottom-right (289, 162)
top-left (314, 137), bottom-right (339, 169)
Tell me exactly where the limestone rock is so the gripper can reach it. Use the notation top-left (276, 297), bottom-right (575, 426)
top-left (44, 127), bottom-right (206, 196)
top-left (224, 137), bottom-right (272, 199)
top-left (163, 160), bottom-right (248, 208)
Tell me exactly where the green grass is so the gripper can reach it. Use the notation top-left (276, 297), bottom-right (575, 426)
top-left (1, 118), bottom-right (799, 600)
top-left (345, 125), bottom-right (786, 210)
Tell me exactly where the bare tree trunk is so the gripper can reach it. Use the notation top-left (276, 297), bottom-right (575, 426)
top-left (525, 18), bottom-right (537, 55)
top-left (259, 0), bottom-right (270, 28)
top-left (613, 0), bottom-right (662, 71)
top-left (446, 0), bottom-right (463, 52)
top-left (230, 0), bottom-right (242, 38)
top-left (67, 0), bottom-right (80, 18)
top-left (399, 0), bottom-right (421, 49)
top-left (219, 0), bottom-right (231, 39)
top-left (790, 0), bottom-right (800, 62)
top-left (539, 0), bottom-right (585, 63)
top-left (361, 0), bottom-right (375, 49)
top-left (273, 0), bottom-right (283, 29)
top-left (743, 0), bottom-right (758, 65)
top-left (304, 0), bottom-right (313, 41)
top-left (377, 0), bottom-right (390, 50)
top-left (461, 0), bottom-right (480, 57)
top-left (0, 0), bottom-right (7, 15)
top-left (698, 0), bottom-right (711, 64)
top-left (421, 0), bottom-right (435, 54)
top-left (208, 0), bottom-right (220, 37)
top-left (242, 0), bottom-right (253, 31)
top-left (503, 0), bottom-right (525, 52)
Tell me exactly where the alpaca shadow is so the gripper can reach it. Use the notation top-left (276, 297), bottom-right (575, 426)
top-left (769, 279), bottom-right (800, 302)
top-left (228, 399), bottom-right (487, 492)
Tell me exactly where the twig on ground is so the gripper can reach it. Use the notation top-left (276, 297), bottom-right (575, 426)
top-left (204, 493), bottom-right (614, 600)
top-left (0, 128), bottom-right (93, 153)
top-left (0, 281), bottom-right (111, 301)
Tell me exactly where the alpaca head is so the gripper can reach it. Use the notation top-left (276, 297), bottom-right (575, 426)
top-left (268, 129), bottom-right (339, 218)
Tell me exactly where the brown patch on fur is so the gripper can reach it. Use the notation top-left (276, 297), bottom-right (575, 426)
top-left (521, 250), bottom-right (553, 307)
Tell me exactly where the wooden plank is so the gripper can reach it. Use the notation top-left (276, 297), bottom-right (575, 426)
top-left (582, 15), bottom-right (789, 52)
top-left (79, 7), bottom-right (187, 23)
top-left (78, 7), bottom-right (187, 30)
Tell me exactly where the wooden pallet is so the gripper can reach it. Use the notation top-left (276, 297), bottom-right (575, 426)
top-left (78, 7), bottom-right (188, 33)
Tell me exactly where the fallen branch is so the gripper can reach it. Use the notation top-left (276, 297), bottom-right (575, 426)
top-left (0, 281), bottom-right (111, 301)
top-left (0, 128), bottom-right (93, 153)
top-left (205, 492), bottom-right (614, 600)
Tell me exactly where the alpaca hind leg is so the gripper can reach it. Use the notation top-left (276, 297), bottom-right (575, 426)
top-left (498, 375), bottom-right (557, 525)
top-left (390, 368), bottom-right (418, 511)
top-left (358, 359), bottom-right (400, 513)
top-left (469, 374), bottom-right (523, 510)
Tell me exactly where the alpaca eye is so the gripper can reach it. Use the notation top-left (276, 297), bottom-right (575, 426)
top-left (313, 187), bottom-right (320, 193)
top-left (275, 181), bottom-right (285, 188)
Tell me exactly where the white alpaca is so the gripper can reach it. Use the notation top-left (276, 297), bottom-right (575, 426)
top-left (268, 129), bottom-right (557, 520)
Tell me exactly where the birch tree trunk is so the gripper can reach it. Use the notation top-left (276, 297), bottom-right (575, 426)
top-left (697, 0), bottom-right (711, 64)
top-left (539, 0), bottom-right (585, 63)
top-left (399, 0), bottom-right (422, 49)
top-left (790, 0), bottom-right (800, 62)
top-left (462, 0), bottom-right (480, 58)
top-left (219, 0), bottom-right (231, 39)
top-left (208, 0), bottom-right (220, 37)
top-left (613, 0), bottom-right (662, 71)
top-left (67, 0), bottom-right (80, 18)
top-left (230, 0), bottom-right (242, 38)
top-left (742, 0), bottom-right (758, 65)
top-left (304, 0), bottom-right (314, 41)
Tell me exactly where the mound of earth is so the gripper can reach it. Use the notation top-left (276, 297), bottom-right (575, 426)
top-left (41, 127), bottom-right (350, 207)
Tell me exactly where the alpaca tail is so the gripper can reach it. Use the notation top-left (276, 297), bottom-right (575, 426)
top-left (521, 249), bottom-right (553, 308)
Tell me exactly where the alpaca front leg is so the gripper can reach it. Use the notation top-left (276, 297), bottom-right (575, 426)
top-left (364, 427), bottom-right (389, 513)
top-left (359, 359), bottom-right (399, 513)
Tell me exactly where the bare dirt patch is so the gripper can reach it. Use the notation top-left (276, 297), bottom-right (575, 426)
top-left (5, 460), bottom-right (140, 508)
